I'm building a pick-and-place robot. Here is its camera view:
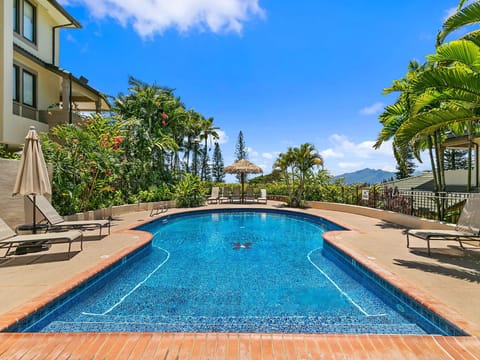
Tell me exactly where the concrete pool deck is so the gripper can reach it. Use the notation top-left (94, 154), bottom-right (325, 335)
top-left (0, 201), bottom-right (479, 359)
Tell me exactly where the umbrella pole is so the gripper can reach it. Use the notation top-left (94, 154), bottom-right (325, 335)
top-left (241, 173), bottom-right (245, 204)
top-left (32, 195), bottom-right (37, 234)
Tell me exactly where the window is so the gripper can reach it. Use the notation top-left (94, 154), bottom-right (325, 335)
top-left (22, 70), bottom-right (35, 107)
top-left (13, 0), bottom-right (19, 33)
top-left (23, 1), bottom-right (35, 42)
top-left (13, 64), bottom-right (37, 109)
top-left (13, 0), bottom-right (36, 44)
top-left (13, 65), bottom-right (19, 102)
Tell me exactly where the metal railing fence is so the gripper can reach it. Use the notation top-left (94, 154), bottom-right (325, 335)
top-left (341, 186), bottom-right (476, 223)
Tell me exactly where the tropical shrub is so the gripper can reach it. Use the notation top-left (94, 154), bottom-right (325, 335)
top-left (173, 174), bottom-right (206, 208)
top-left (41, 115), bottom-right (126, 214)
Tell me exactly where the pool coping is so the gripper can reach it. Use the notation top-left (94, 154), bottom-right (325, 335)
top-left (0, 205), bottom-right (479, 358)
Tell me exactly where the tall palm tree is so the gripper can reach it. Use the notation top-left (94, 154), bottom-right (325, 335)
top-left (374, 61), bottom-right (448, 189)
top-left (199, 116), bottom-right (219, 181)
top-left (400, 40), bottom-right (480, 190)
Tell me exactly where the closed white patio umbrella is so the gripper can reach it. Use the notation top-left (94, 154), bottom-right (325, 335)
top-left (12, 126), bottom-right (51, 233)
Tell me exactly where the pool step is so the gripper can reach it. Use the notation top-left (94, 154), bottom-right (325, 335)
top-left (40, 314), bottom-right (429, 334)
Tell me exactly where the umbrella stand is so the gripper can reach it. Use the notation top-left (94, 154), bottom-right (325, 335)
top-left (32, 194), bottom-right (37, 234)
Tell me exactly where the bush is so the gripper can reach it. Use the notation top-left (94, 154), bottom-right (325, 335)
top-left (174, 174), bottom-right (206, 208)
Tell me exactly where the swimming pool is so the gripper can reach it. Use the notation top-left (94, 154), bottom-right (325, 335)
top-left (6, 209), bottom-right (467, 335)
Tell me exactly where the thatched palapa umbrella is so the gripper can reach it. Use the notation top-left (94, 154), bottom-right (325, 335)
top-left (224, 159), bottom-right (263, 203)
top-left (12, 126), bottom-right (51, 233)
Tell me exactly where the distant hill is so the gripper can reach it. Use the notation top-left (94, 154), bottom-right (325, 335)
top-left (332, 168), bottom-right (395, 185)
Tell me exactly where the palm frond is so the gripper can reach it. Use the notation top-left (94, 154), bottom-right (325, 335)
top-left (427, 40), bottom-right (480, 71)
top-left (437, 1), bottom-right (480, 45)
top-left (396, 107), bottom-right (478, 146)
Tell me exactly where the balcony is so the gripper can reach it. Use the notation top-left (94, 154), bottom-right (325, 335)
top-left (38, 109), bottom-right (82, 128)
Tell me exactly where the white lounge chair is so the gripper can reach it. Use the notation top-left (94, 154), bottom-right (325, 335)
top-left (207, 187), bottom-right (220, 204)
top-left (230, 187), bottom-right (241, 203)
top-left (28, 195), bottom-right (111, 237)
top-left (257, 189), bottom-right (267, 204)
top-left (219, 188), bottom-right (230, 204)
top-left (406, 196), bottom-right (480, 256)
top-left (0, 217), bottom-right (83, 259)
top-left (245, 188), bottom-right (256, 203)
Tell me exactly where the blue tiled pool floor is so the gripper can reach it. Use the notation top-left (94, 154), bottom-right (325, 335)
top-left (14, 211), bottom-right (463, 335)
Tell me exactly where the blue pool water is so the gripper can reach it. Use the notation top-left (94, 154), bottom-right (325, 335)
top-left (9, 209), bottom-right (466, 335)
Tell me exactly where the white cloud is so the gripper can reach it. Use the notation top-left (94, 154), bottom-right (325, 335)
top-left (246, 147), bottom-right (258, 157)
top-left (319, 134), bottom-right (396, 175)
top-left (262, 152), bottom-right (274, 159)
top-left (320, 148), bottom-right (343, 159)
top-left (214, 130), bottom-right (228, 145)
top-left (359, 102), bottom-right (384, 116)
top-left (60, 0), bottom-right (265, 38)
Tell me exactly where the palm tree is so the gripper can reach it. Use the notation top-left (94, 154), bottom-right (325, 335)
top-left (375, 61), bottom-right (446, 189)
top-left (292, 143), bottom-right (323, 206)
top-left (400, 40), bottom-right (480, 191)
top-left (273, 143), bottom-right (323, 207)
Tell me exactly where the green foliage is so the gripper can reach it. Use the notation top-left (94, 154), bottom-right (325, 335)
top-left (234, 130), bottom-right (247, 182)
top-left (395, 145), bottom-right (417, 179)
top-left (41, 114), bottom-right (126, 215)
top-left (444, 149), bottom-right (468, 170)
top-left (0, 144), bottom-right (20, 159)
top-left (211, 142), bottom-right (225, 182)
top-left (173, 173), bottom-right (206, 208)
top-left (133, 185), bottom-right (173, 203)
top-left (235, 130), bottom-right (247, 160)
top-left (273, 143), bottom-right (323, 207)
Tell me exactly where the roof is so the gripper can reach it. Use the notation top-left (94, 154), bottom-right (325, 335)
top-left (14, 44), bottom-right (110, 111)
top-left (46, 0), bottom-right (81, 28)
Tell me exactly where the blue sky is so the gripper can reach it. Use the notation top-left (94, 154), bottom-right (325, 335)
top-left (58, 0), bottom-right (460, 177)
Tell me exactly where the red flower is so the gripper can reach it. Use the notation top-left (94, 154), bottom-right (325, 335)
top-left (162, 120), bottom-right (167, 126)
top-left (161, 112), bottom-right (168, 119)
top-left (114, 137), bottom-right (123, 144)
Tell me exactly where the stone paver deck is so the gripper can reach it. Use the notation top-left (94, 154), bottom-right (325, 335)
top-left (0, 202), bottom-right (479, 359)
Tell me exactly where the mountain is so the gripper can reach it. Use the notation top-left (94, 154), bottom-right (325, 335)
top-left (332, 168), bottom-right (395, 185)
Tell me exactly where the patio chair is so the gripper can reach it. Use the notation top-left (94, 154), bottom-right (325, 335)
top-left (28, 195), bottom-right (111, 237)
top-left (0, 217), bottom-right (83, 259)
top-left (230, 187), bottom-right (241, 203)
top-left (245, 188), bottom-right (256, 203)
top-left (219, 188), bottom-right (231, 204)
top-left (207, 187), bottom-right (220, 204)
top-left (257, 189), bottom-right (267, 204)
top-left (406, 196), bottom-right (480, 256)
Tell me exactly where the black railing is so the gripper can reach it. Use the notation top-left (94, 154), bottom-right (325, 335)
top-left (342, 186), bottom-right (474, 223)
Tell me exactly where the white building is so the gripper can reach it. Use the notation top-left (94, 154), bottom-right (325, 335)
top-left (0, 0), bottom-right (109, 150)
